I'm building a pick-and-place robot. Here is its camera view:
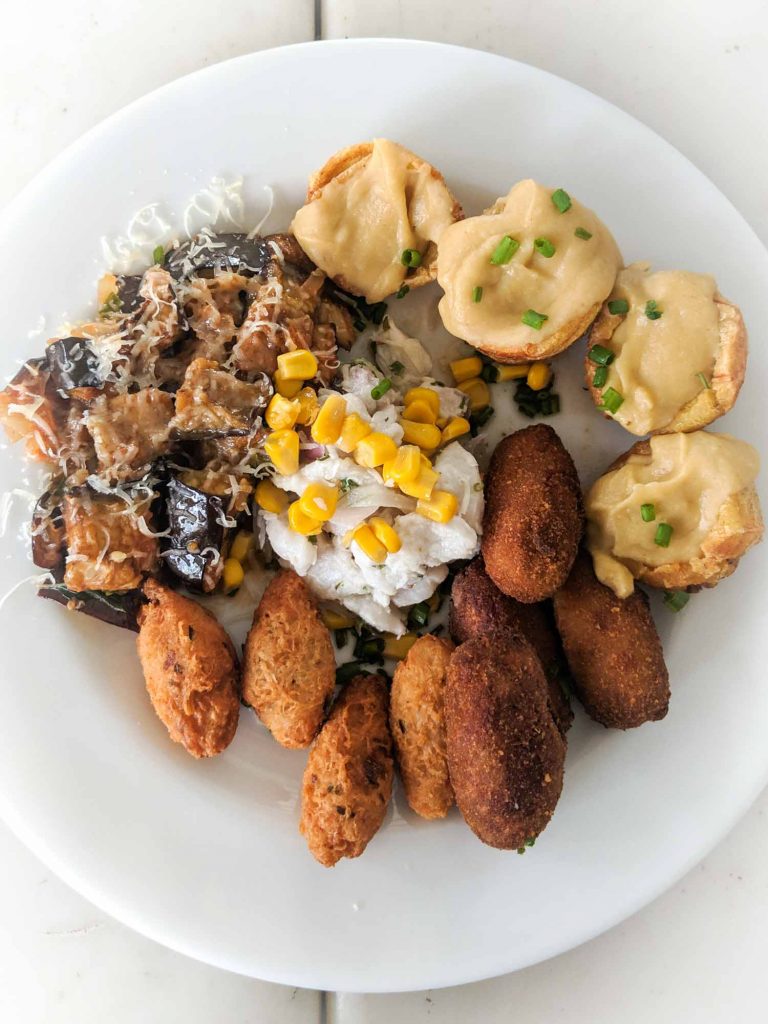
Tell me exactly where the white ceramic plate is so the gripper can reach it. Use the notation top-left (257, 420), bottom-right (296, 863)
top-left (0, 40), bottom-right (766, 994)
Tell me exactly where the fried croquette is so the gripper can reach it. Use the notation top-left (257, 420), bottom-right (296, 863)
top-left (445, 633), bottom-right (566, 850)
top-left (553, 551), bottom-right (669, 729)
top-left (300, 673), bottom-right (394, 867)
top-left (137, 579), bottom-right (240, 758)
top-left (242, 569), bottom-right (336, 749)
top-left (450, 557), bottom-right (573, 735)
top-left (482, 424), bottom-right (584, 603)
top-left (390, 635), bottom-right (454, 819)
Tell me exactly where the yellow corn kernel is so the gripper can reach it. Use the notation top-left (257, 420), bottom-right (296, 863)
top-left (310, 394), bottom-right (347, 445)
top-left (458, 377), bottom-right (491, 412)
top-left (273, 367), bottom-right (303, 399)
top-left (288, 500), bottom-right (323, 536)
top-left (320, 607), bottom-right (357, 630)
top-left (385, 444), bottom-right (421, 484)
top-left (398, 465), bottom-right (439, 500)
top-left (276, 349), bottom-right (318, 381)
top-left (338, 412), bottom-right (373, 453)
top-left (264, 429), bottom-right (299, 476)
top-left (221, 557), bottom-right (245, 594)
top-left (383, 633), bottom-right (418, 660)
top-left (354, 432), bottom-right (398, 468)
top-left (299, 482), bottom-right (338, 523)
top-left (404, 387), bottom-right (440, 417)
top-left (441, 416), bottom-right (471, 444)
top-left (401, 419), bottom-right (442, 450)
top-left (229, 531), bottom-right (253, 562)
top-left (417, 489), bottom-right (458, 524)
top-left (527, 361), bottom-right (552, 391)
top-left (402, 399), bottom-right (437, 425)
top-left (368, 517), bottom-right (401, 554)
top-left (295, 387), bottom-right (319, 426)
top-left (450, 356), bottom-right (484, 384)
top-left (265, 394), bottom-right (300, 431)
top-left (436, 416), bottom-right (448, 429)
top-left (97, 273), bottom-right (118, 306)
top-left (255, 479), bottom-right (288, 514)
top-left (494, 363), bottom-right (530, 381)
top-left (351, 524), bottom-right (388, 563)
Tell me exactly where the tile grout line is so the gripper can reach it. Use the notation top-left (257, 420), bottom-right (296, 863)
top-left (314, 0), bottom-right (323, 40)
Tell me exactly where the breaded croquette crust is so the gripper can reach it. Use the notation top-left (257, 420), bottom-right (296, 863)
top-left (137, 579), bottom-right (240, 758)
top-left (482, 425), bottom-right (584, 603)
top-left (242, 569), bottom-right (336, 749)
top-left (553, 551), bottom-right (669, 729)
top-left (445, 633), bottom-right (566, 850)
top-left (390, 635), bottom-right (454, 819)
top-left (450, 557), bottom-right (573, 735)
top-left (300, 674), bottom-right (394, 867)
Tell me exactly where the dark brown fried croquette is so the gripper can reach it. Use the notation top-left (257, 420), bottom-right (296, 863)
top-left (553, 551), bottom-right (670, 729)
top-left (300, 673), bottom-right (394, 867)
top-left (450, 557), bottom-right (573, 735)
top-left (390, 635), bottom-right (454, 819)
top-left (482, 424), bottom-right (584, 603)
top-left (445, 632), bottom-right (566, 850)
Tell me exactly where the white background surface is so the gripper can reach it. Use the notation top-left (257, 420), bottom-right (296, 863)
top-left (1, 2), bottom-right (766, 1021)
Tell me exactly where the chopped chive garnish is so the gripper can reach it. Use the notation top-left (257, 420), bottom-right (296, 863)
top-left (663, 590), bottom-right (690, 612)
top-left (336, 661), bottom-right (367, 685)
top-left (697, 372), bottom-right (711, 389)
top-left (371, 378), bottom-right (392, 400)
top-left (389, 360), bottom-right (405, 376)
top-left (334, 628), bottom-right (348, 649)
top-left (472, 285), bottom-right (483, 303)
top-left (588, 344), bottom-right (615, 366)
top-left (152, 244), bottom-right (165, 265)
top-left (575, 227), bottom-right (592, 240)
top-left (401, 248), bottom-right (422, 268)
top-left (551, 188), bottom-right (572, 213)
top-left (641, 503), bottom-right (656, 522)
top-left (353, 317), bottom-right (366, 332)
top-left (522, 309), bottom-right (548, 330)
top-left (470, 405), bottom-right (495, 433)
top-left (408, 602), bottom-right (430, 629)
top-left (395, 284), bottom-right (409, 299)
top-left (592, 365), bottom-right (608, 388)
top-left (98, 292), bottom-right (122, 318)
top-left (608, 298), bottom-right (629, 315)
top-left (534, 237), bottom-right (556, 258)
top-left (490, 235), bottom-right (519, 265)
top-left (339, 478), bottom-right (359, 494)
top-left (369, 302), bottom-right (388, 325)
top-left (601, 387), bottom-right (624, 414)
top-left (645, 299), bottom-right (663, 320)
top-left (480, 362), bottom-right (498, 383)
top-left (654, 522), bottom-right (673, 547)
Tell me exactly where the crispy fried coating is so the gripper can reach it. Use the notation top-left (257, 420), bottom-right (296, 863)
top-left (390, 635), bottom-right (454, 819)
top-left (553, 551), bottom-right (670, 729)
top-left (482, 425), bottom-right (584, 603)
top-left (137, 579), bottom-right (240, 757)
top-left (300, 673), bottom-right (394, 867)
top-left (450, 557), bottom-right (573, 735)
top-left (445, 633), bottom-right (566, 850)
top-left (242, 570), bottom-right (336, 749)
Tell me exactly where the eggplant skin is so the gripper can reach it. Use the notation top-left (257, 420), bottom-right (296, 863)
top-left (115, 274), bottom-right (144, 315)
top-left (30, 489), bottom-right (66, 578)
top-left (45, 338), bottom-right (103, 396)
top-left (164, 233), bottom-right (272, 281)
top-left (39, 585), bottom-right (143, 631)
top-left (162, 476), bottom-right (227, 591)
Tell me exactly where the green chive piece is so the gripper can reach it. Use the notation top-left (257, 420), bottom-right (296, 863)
top-left (389, 361), bottom-right (405, 376)
top-left (654, 522), bottom-right (673, 547)
top-left (371, 378), bottom-right (392, 400)
top-left (152, 244), bottom-right (165, 265)
top-left (663, 590), bottom-right (690, 612)
top-left (490, 235), bottom-right (519, 265)
top-left (98, 292), bottom-right (122, 318)
top-left (697, 371), bottom-right (711, 389)
top-left (395, 284), bottom-right (409, 299)
top-left (408, 602), bottom-right (430, 629)
top-left (521, 309), bottom-right (548, 330)
top-left (534, 237), bottom-right (556, 258)
top-left (401, 248), bottom-right (422, 268)
top-left (588, 345), bottom-right (615, 366)
top-left (551, 188), bottom-right (572, 213)
top-left (472, 285), bottom-right (483, 303)
top-left (592, 365), bottom-right (608, 388)
top-left (480, 362), bottom-right (498, 383)
top-left (575, 227), bottom-right (592, 240)
top-left (608, 298), bottom-right (629, 315)
top-left (640, 503), bottom-right (656, 522)
top-left (645, 299), bottom-right (663, 320)
top-left (470, 406), bottom-right (494, 433)
top-left (548, 394), bottom-right (561, 414)
top-left (601, 387), bottom-right (624, 414)
top-left (336, 661), bottom-right (367, 685)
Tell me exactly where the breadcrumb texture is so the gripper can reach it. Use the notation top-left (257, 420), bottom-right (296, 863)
top-left (300, 673), bottom-right (394, 867)
top-left (137, 579), bottom-right (240, 757)
top-left (445, 632), bottom-right (566, 850)
top-left (390, 635), bottom-right (454, 819)
top-left (553, 551), bottom-right (669, 729)
top-left (482, 425), bottom-right (584, 603)
top-left (242, 569), bottom-right (336, 749)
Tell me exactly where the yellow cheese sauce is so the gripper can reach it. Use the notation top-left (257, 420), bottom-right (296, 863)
top-left (437, 179), bottom-right (621, 354)
top-left (291, 139), bottom-right (457, 303)
top-left (600, 263), bottom-right (721, 435)
top-left (586, 431), bottom-right (760, 597)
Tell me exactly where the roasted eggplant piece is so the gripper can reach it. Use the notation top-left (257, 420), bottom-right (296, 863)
top-left (162, 476), bottom-right (231, 591)
top-left (165, 233), bottom-right (272, 281)
top-left (45, 337), bottom-right (103, 397)
top-left (39, 583), bottom-right (143, 631)
top-left (31, 488), bottom-right (66, 578)
top-left (170, 358), bottom-right (270, 439)
top-left (115, 274), bottom-right (144, 315)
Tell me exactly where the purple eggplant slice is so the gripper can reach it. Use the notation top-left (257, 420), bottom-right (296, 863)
top-left (162, 476), bottom-right (229, 591)
top-left (115, 274), bottom-right (145, 315)
top-left (165, 233), bottom-right (272, 282)
top-left (31, 489), bottom-right (66, 579)
top-left (45, 337), bottom-right (103, 396)
top-left (39, 584), bottom-right (143, 631)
